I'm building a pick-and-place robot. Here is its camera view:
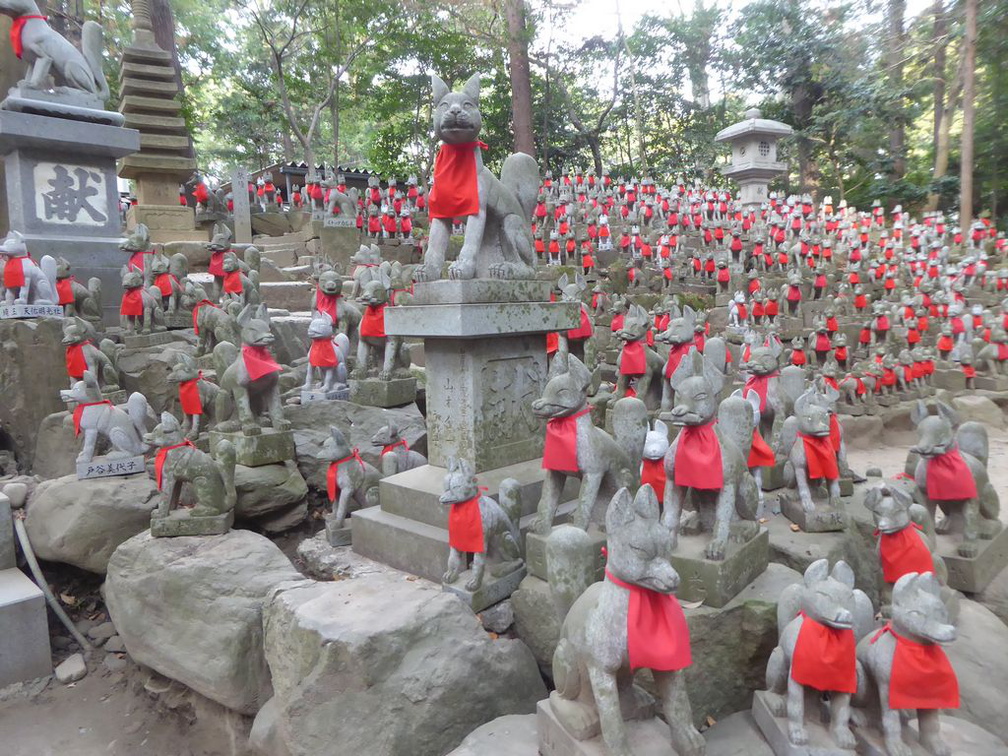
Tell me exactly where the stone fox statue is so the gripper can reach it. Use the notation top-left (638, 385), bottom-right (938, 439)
top-left (548, 486), bottom-right (705, 756)
top-left (0, 0), bottom-right (109, 98)
top-left (416, 73), bottom-right (539, 281)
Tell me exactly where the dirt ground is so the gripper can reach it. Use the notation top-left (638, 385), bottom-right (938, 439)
top-left (2, 414), bottom-right (1007, 755)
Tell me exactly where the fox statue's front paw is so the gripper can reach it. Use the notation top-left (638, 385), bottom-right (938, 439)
top-left (442, 568), bottom-right (459, 584)
top-left (957, 540), bottom-right (979, 558)
top-left (787, 722), bottom-right (809, 746)
top-left (831, 724), bottom-right (856, 750)
top-left (704, 538), bottom-right (726, 561)
top-left (884, 738), bottom-right (912, 756)
top-left (413, 264), bottom-right (438, 282)
top-left (378, 370), bottom-right (393, 382)
top-left (448, 259), bottom-right (476, 280)
top-left (464, 575), bottom-right (482, 591)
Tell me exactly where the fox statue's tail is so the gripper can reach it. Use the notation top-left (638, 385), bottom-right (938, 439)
top-left (125, 392), bottom-right (149, 447)
top-left (81, 21), bottom-right (110, 101)
top-left (499, 152), bottom-right (539, 222)
top-left (215, 440), bottom-right (237, 513)
top-left (87, 277), bottom-right (102, 319)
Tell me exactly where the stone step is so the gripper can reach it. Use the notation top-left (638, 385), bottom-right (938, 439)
top-left (122, 45), bottom-right (174, 64)
top-left (258, 280), bottom-right (313, 310)
top-left (139, 133), bottom-right (192, 152)
top-left (260, 249), bottom-right (299, 267)
top-left (121, 60), bottom-right (178, 81)
top-left (122, 112), bottom-right (189, 133)
top-left (121, 78), bottom-right (180, 97)
top-left (120, 94), bottom-right (182, 114)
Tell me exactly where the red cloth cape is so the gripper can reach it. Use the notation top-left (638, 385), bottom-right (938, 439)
top-left (543, 408), bottom-right (589, 472)
top-left (606, 570), bottom-right (691, 672)
top-left (316, 290), bottom-right (339, 323)
top-left (801, 433), bottom-right (839, 480)
top-left (309, 338), bottom-right (338, 368)
top-left (209, 250), bottom-right (225, 277)
top-left (155, 440), bottom-right (195, 489)
top-left (191, 299), bottom-right (217, 334)
top-left (381, 439), bottom-right (409, 456)
top-left (65, 342), bottom-right (89, 379)
top-left (877, 523), bottom-right (933, 583)
top-left (120, 289), bottom-right (144, 317)
top-left (223, 270), bottom-right (243, 294)
top-left (744, 373), bottom-right (775, 412)
top-left (871, 624), bottom-right (959, 709)
top-left (664, 342), bottom-right (692, 379)
top-left (3, 256), bottom-right (25, 287)
top-left (242, 344), bottom-right (281, 380)
top-left (828, 414), bottom-right (842, 452)
top-left (10, 15), bottom-right (46, 59)
top-left (674, 422), bottom-right (723, 489)
top-left (567, 306), bottom-right (593, 340)
top-left (791, 612), bottom-right (857, 693)
top-left (448, 494), bottom-right (485, 553)
top-left (610, 313), bottom-right (625, 332)
top-left (360, 304), bottom-right (386, 338)
top-left (72, 400), bottom-right (111, 437)
top-left (926, 449), bottom-right (978, 500)
top-left (429, 141), bottom-right (487, 219)
top-left (641, 457), bottom-right (666, 496)
top-left (56, 277), bottom-right (74, 305)
top-left (620, 340), bottom-right (646, 375)
top-left (748, 429), bottom-right (775, 467)
top-left (178, 378), bottom-right (203, 415)
top-left (154, 273), bottom-right (176, 297)
top-left (327, 450), bottom-right (364, 502)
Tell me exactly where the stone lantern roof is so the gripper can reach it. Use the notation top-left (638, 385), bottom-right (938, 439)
top-left (715, 108), bottom-right (794, 144)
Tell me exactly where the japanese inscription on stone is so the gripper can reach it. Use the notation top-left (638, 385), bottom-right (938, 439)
top-left (34, 162), bottom-right (108, 226)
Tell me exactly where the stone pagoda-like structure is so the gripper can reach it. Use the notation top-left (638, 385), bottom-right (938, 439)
top-left (117, 0), bottom-right (202, 242)
top-left (715, 107), bottom-right (793, 207)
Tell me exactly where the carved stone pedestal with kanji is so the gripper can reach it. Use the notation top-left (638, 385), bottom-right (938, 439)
top-left (780, 493), bottom-right (848, 533)
top-left (352, 280), bottom-right (578, 584)
top-left (667, 527), bottom-right (770, 608)
top-left (442, 562), bottom-right (527, 613)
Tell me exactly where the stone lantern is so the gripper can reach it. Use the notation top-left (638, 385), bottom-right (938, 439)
top-left (715, 108), bottom-right (793, 207)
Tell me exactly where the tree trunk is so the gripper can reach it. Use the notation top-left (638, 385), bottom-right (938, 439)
top-left (887, 0), bottom-right (907, 181)
top-left (959, 0), bottom-right (977, 232)
top-left (149, 0), bottom-right (192, 159)
top-left (504, 0), bottom-right (535, 156)
top-left (792, 82), bottom-right (820, 198)
top-left (587, 135), bottom-right (603, 176)
top-left (281, 129), bottom-right (294, 163)
top-left (932, 0), bottom-right (946, 154)
top-left (330, 80), bottom-right (340, 167)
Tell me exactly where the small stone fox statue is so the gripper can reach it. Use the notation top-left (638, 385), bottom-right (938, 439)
top-left (60, 371), bottom-right (150, 464)
top-left (909, 400), bottom-right (1001, 557)
top-left (119, 267), bottom-right (165, 334)
top-left (62, 317), bottom-right (119, 389)
top-left (371, 421), bottom-right (426, 476)
top-left (166, 354), bottom-right (219, 440)
top-left (765, 559), bottom-right (874, 750)
top-left (354, 265), bottom-right (411, 381)
top-left (417, 74), bottom-right (539, 281)
top-left (322, 425), bottom-right (381, 530)
top-left (303, 311), bottom-right (349, 394)
top-left (531, 352), bottom-right (648, 534)
top-left (548, 486), bottom-right (705, 756)
top-left (856, 571), bottom-right (959, 756)
top-left (440, 458), bottom-right (523, 592)
top-left (614, 302), bottom-right (664, 408)
top-left (54, 257), bottom-right (101, 319)
top-left (776, 386), bottom-right (843, 512)
top-left (0, 230), bottom-right (56, 304)
top-left (144, 412), bottom-right (237, 529)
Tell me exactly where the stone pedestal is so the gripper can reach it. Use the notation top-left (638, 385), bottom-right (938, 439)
top-left (352, 280), bottom-right (577, 583)
top-left (938, 525), bottom-right (1008, 593)
top-left (0, 568), bottom-right (51, 687)
top-left (855, 716), bottom-right (1007, 756)
top-left (668, 528), bottom-right (770, 608)
top-left (780, 494), bottom-right (848, 533)
top-left (974, 374), bottom-right (1008, 392)
top-left (526, 527), bottom-right (606, 582)
top-left (122, 330), bottom-right (173, 349)
top-left (150, 509), bottom-right (233, 537)
top-left (537, 697), bottom-right (674, 756)
top-left (752, 690), bottom-right (850, 756)
top-left (0, 303), bottom-right (62, 319)
top-left (442, 562), bottom-right (527, 613)
top-left (208, 428), bottom-right (295, 467)
top-left (349, 377), bottom-right (416, 408)
top-left (302, 386), bottom-right (350, 404)
top-left (0, 110), bottom-right (140, 324)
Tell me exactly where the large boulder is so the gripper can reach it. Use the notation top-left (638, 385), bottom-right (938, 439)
top-left (0, 318), bottom-right (65, 472)
top-left (260, 572), bottom-right (546, 756)
top-left (105, 530), bottom-right (303, 714)
top-left (25, 473), bottom-right (159, 573)
top-left (946, 598), bottom-right (1008, 744)
top-left (32, 411), bottom-right (78, 480)
top-left (117, 338), bottom-right (197, 415)
top-left (286, 401), bottom-right (426, 492)
top-left (951, 394), bottom-right (1005, 429)
top-left (446, 714), bottom-right (538, 756)
top-left (234, 461), bottom-right (307, 532)
top-left (267, 314), bottom-right (311, 365)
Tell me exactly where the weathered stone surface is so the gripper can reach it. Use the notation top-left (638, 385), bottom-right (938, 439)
top-left (234, 461), bottom-right (307, 527)
top-left (946, 598), bottom-right (1008, 744)
top-left (268, 315), bottom-right (311, 365)
top-left (105, 530), bottom-right (304, 714)
top-left (252, 213), bottom-right (292, 237)
top-left (31, 411), bottom-right (78, 479)
top-left (480, 599), bottom-right (515, 634)
top-left (976, 563), bottom-right (1008, 626)
top-left (25, 473), bottom-right (159, 573)
top-left (261, 572), bottom-right (546, 756)
top-left (837, 414), bottom-right (885, 448)
top-left (952, 394), bottom-right (1005, 429)
top-left (117, 339), bottom-right (197, 414)
top-left (447, 714), bottom-right (537, 756)
top-left (704, 711), bottom-right (774, 756)
top-left (55, 653), bottom-right (87, 684)
top-left (511, 574), bottom-right (562, 676)
top-left (0, 318), bottom-right (65, 471)
top-left (286, 400), bottom-right (426, 491)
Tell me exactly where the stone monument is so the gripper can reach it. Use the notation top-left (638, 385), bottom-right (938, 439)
top-left (714, 108), bottom-right (792, 208)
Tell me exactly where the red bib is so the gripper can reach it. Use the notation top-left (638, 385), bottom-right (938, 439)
top-left (828, 413), bottom-right (842, 452)
top-left (877, 523), bottom-right (933, 583)
top-left (926, 449), bottom-right (978, 500)
top-left (178, 378), bottom-right (203, 415)
top-left (801, 433), bottom-right (839, 480)
top-left (448, 494), bottom-right (485, 553)
top-left (154, 273), bottom-right (176, 297)
top-left (209, 250), bottom-right (225, 277)
top-left (65, 342), bottom-right (89, 379)
top-left (871, 625), bottom-right (959, 710)
top-left (327, 450), bottom-right (364, 503)
top-left (744, 373), bottom-right (775, 412)
top-left (56, 277), bottom-right (74, 305)
top-left (610, 313), bottom-right (625, 332)
top-left (381, 439), bottom-right (409, 456)
top-left (429, 141), bottom-right (487, 219)
top-left (748, 429), bottom-right (775, 468)
top-left (543, 408), bottom-right (589, 472)
top-left (640, 457), bottom-right (666, 495)
top-left (620, 340), bottom-right (646, 375)
top-left (191, 299), bottom-right (217, 334)
top-left (606, 570), bottom-right (691, 672)
top-left (120, 289), bottom-right (144, 317)
top-left (664, 342), bottom-right (692, 379)
top-left (72, 400), bottom-right (111, 437)
top-left (309, 338), bottom-right (338, 368)
top-left (155, 440), bottom-right (195, 489)
top-left (674, 422), bottom-right (723, 489)
top-left (567, 306), bottom-right (593, 340)
top-left (791, 612), bottom-right (857, 693)
top-left (241, 344), bottom-right (281, 380)
top-left (223, 270), bottom-right (243, 294)
top-left (360, 304), bottom-right (386, 338)
top-left (3, 256), bottom-right (25, 287)
top-left (10, 15), bottom-right (47, 59)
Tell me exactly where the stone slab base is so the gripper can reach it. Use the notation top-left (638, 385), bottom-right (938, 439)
top-left (0, 568), bottom-right (51, 687)
top-left (0, 303), bottom-right (62, 319)
top-left (780, 494), bottom-right (848, 532)
top-left (835, 403), bottom-right (863, 416)
top-left (537, 698), bottom-right (674, 756)
top-left (752, 690), bottom-right (851, 756)
top-left (855, 715), bottom-right (1007, 756)
top-left (122, 330), bottom-right (174, 349)
top-left (349, 377), bottom-right (416, 407)
top-left (77, 456), bottom-right (146, 480)
top-left (443, 563), bottom-right (527, 613)
top-left (163, 312), bottom-right (193, 330)
top-left (301, 387), bottom-right (350, 403)
top-left (931, 368), bottom-right (966, 391)
top-left (975, 375), bottom-right (1008, 391)
top-left (209, 428), bottom-right (296, 467)
top-left (526, 528), bottom-right (607, 582)
top-left (938, 524), bottom-right (1008, 593)
top-left (325, 518), bottom-right (353, 547)
top-left (667, 528), bottom-right (769, 608)
top-left (150, 509), bottom-right (233, 537)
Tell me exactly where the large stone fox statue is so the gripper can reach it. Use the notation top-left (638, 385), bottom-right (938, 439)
top-left (415, 73), bottom-right (539, 281)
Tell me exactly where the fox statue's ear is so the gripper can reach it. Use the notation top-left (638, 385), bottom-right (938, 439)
top-left (803, 558), bottom-right (830, 587)
top-left (605, 487), bottom-right (636, 530)
top-left (936, 401), bottom-right (959, 427)
top-left (462, 74), bottom-right (481, 104)
top-left (863, 485), bottom-right (884, 513)
top-left (830, 560), bottom-right (855, 588)
top-left (431, 74), bottom-right (449, 105)
top-left (910, 399), bottom-right (928, 427)
top-left (890, 485), bottom-right (913, 509)
top-left (632, 485), bottom-right (660, 521)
